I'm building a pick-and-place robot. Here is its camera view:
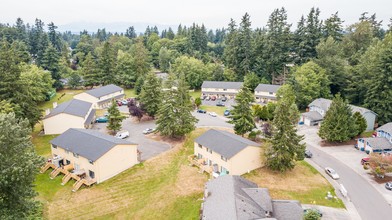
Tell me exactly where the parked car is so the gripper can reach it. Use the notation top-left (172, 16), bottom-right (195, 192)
top-left (201, 95), bottom-right (207, 100)
top-left (95, 116), bottom-right (108, 123)
top-left (216, 102), bottom-right (225, 107)
top-left (224, 109), bottom-right (230, 116)
top-left (117, 101), bottom-right (123, 106)
top-left (305, 150), bottom-right (313, 158)
top-left (211, 96), bottom-right (217, 101)
top-left (385, 182), bottom-right (392, 190)
top-left (361, 157), bottom-right (370, 165)
top-left (121, 100), bottom-right (128, 105)
top-left (197, 109), bottom-right (207, 113)
top-left (205, 96), bottom-right (211, 101)
top-left (221, 96), bottom-right (227, 102)
top-left (303, 208), bottom-right (323, 217)
top-left (115, 130), bottom-right (129, 139)
top-left (209, 112), bottom-right (217, 117)
top-left (325, 167), bottom-right (340, 180)
top-left (143, 128), bottom-right (155, 134)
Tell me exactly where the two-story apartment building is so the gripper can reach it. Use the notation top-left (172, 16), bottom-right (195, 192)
top-left (42, 128), bottom-right (139, 191)
top-left (357, 123), bottom-right (392, 153)
top-left (191, 129), bottom-right (262, 176)
top-left (74, 84), bottom-right (125, 109)
top-left (301, 98), bottom-right (377, 131)
top-left (42, 99), bottom-right (96, 135)
top-left (201, 81), bottom-right (243, 99)
top-left (201, 175), bottom-right (303, 220)
top-left (254, 84), bottom-right (281, 104)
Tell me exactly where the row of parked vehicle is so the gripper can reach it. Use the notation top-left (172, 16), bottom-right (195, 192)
top-left (201, 95), bottom-right (228, 102)
top-left (196, 109), bottom-right (231, 117)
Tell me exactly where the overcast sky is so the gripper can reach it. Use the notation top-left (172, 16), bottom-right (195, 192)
top-left (1, 0), bottom-right (391, 31)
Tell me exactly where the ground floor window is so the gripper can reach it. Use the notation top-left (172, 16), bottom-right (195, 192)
top-left (89, 170), bottom-right (95, 179)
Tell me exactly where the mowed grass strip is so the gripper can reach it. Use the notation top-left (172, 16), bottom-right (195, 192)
top-left (199, 105), bottom-right (226, 116)
top-left (244, 160), bottom-right (345, 208)
top-left (35, 128), bottom-right (208, 220)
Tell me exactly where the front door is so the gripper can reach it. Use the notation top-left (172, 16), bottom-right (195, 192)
top-left (74, 163), bottom-right (80, 170)
top-left (89, 170), bottom-right (95, 179)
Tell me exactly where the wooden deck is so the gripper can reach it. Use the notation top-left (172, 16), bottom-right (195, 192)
top-left (188, 155), bottom-right (213, 174)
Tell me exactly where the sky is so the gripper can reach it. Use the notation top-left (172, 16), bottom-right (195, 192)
top-left (1, 0), bottom-right (391, 32)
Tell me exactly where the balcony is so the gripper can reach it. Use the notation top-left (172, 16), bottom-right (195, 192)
top-left (188, 155), bottom-right (213, 174)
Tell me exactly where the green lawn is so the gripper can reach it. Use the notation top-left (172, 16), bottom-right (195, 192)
top-left (199, 105), bottom-right (227, 116)
top-left (124, 88), bottom-right (136, 98)
top-left (361, 131), bottom-right (374, 138)
top-left (39, 89), bottom-right (84, 110)
top-left (190, 90), bottom-right (201, 100)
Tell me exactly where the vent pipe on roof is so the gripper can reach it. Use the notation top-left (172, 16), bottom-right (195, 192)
top-left (53, 102), bottom-right (58, 108)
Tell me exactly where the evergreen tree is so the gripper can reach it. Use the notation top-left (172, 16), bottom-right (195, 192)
top-left (353, 112), bottom-right (367, 136)
top-left (115, 50), bottom-right (137, 88)
top-left (223, 19), bottom-right (238, 73)
top-left (318, 95), bottom-right (356, 142)
top-left (158, 47), bottom-right (171, 72)
top-left (228, 86), bottom-right (255, 136)
top-left (81, 52), bottom-right (99, 87)
top-left (266, 89), bottom-right (305, 172)
top-left (364, 38), bottom-right (392, 125)
top-left (0, 113), bottom-right (43, 219)
top-left (167, 27), bottom-right (175, 40)
top-left (107, 99), bottom-right (126, 134)
top-left (98, 41), bottom-right (116, 85)
top-left (139, 72), bottom-right (162, 118)
top-left (236, 13), bottom-right (253, 79)
top-left (323, 12), bottom-right (344, 41)
top-left (41, 43), bottom-right (62, 89)
top-left (243, 72), bottom-right (260, 92)
top-left (125, 26), bottom-right (137, 39)
top-left (156, 73), bottom-right (197, 137)
top-left (130, 38), bottom-right (150, 79)
top-left (47, 22), bottom-right (62, 52)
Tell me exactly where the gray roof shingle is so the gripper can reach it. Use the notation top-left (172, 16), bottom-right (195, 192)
top-left (202, 175), bottom-right (303, 220)
top-left (44, 99), bottom-right (92, 119)
top-left (195, 129), bottom-right (260, 159)
top-left (201, 81), bottom-right (243, 90)
top-left (377, 123), bottom-right (392, 135)
top-left (362, 137), bottom-right (392, 151)
top-left (85, 84), bottom-right (123, 98)
top-left (309, 98), bottom-right (376, 116)
top-left (50, 128), bottom-right (136, 161)
top-left (255, 84), bottom-right (281, 93)
top-left (302, 111), bottom-right (323, 121)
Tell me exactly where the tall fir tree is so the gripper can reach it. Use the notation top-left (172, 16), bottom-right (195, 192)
top-left (81, 52), bottom-right (99, 87)
top-left (107, 99), bottom-right (126, 134)
top-left (353, 112), bottom-right (367, 136)
top-left (156, 73), bottom-right (197, 138)
top-left (41, 43), bottom-right (62, 89)
top-left (228, 86), bottom-right (255, 136)
top-left (323, 12), bottom-right (344, 41)
top-left (266, 88), bottom-right (305, 172)
top-left (223, 19), bottom-right (238, 73)
top-left (236, 13), bottom-right (253, 79)
top-left (99, 41), bottom-right (116, 85)
top-left (139, 72), bottom-right (162, 118)
top-left (318, 95), bottom-right (356, 142)
top-left (0, 113), bottom-right (43, 219)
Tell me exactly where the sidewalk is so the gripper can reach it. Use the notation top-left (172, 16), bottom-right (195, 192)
top-left (298, 126), bottom-right (392, 206)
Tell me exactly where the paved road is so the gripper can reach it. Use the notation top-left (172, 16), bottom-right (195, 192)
top-left (307, 144), bottom-right (392, 220)
top-left (192, 111), bottom-right (233, 128)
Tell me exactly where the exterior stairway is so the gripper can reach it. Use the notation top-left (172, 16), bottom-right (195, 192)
top-left (72, 178), bottom-right (96, 192)
top-left (50, 167), bottom-right (61, 179)
top-left (40, 162), bottom-right (55, 173)
top-left (62, 173), bottom-right (72, 185)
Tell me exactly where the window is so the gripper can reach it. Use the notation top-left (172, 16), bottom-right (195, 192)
top-left (65, 150), bottom-right (70, 154)
top-left (198, 144), bottom-right (202, 149)
top-left (269, 92), bottom-right (273, 95)
top-left (206, 148), bottom-right (212, 154)
top-left (221, 155), bottom-right (227, 162)
top-left (52, 144), bottom-right (57, 149)
top-left (89, 160), bottom-right (94, 165)
top-left (66, 160), bottom-right (71, 165)
top-left (73, 153), bottom-right (79, 158)
top-left (89, 170), bottom-right (95, 179)
top-left (223, 89), bottom-right (227, 91)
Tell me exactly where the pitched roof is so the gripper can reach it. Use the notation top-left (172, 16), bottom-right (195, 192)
top-left (50, 128), bottom-right (136, 161)
top-left (309, 98), bottom-right (376, 116)
top-left (302, 111), bottom-right (323, 121)
top-left (362, 137), bottom-right (392, 151)
top-left (377, 123), bottom-right (392, 135)
top-left (255, 84), bottom-right (281, 93)
top-left (202, 175), bottom-right (303, 220)
top-left (85, 84), bottom-right (123, 98)
top-left (201, 81), bottom-right (243, 90)
top-left (195, 129), bottom-right (260, 159)
top-left (44, 99), bottom-right (92, 119)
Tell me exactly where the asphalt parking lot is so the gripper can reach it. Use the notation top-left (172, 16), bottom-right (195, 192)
top-left (202, 98), bottom-right (235, 109)
top-left (92, 116), bottom-right (171, 161)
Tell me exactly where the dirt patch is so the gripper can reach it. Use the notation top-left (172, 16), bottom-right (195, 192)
top-left (320, 139), bottom-right (356, 147)
top-left (369, 173), bottom-right (392, 184)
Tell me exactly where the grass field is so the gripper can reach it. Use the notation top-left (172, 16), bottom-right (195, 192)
top-left (244, 160), bottom-right (345, 208)
top-left (39, 89), bottom-right (84, 110)
top-left (124, 88), bottom-right (137, 98)
top-left (199, 105), bottom-right (227, 116)
top-left (190, 90), bottom-right (201, 100)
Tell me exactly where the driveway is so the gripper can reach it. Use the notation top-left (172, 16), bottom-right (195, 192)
top-left (192, 111), bottom-right (233, 128)
top-left (202, 98), bottom-right (235, 109)
top-left (299, 125), bottom-right (392, 220)
top-left (92, 116), bottom-right (171, 161)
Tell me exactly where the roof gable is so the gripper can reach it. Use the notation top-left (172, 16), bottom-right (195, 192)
top-left (377, 122), bottom-right (392, 135)
top-left (195, 129), bottom-right (260, 159)
top-left (201, 81), bottom-right (243, 90)
top-left (309, 98), bottom-right (376, 116)
top-left (44, 99), bottom-right (92, 119)
top-left (85, 84), bottom-right (123, 98)
top-left (50, 128), bottom-right (136, 161)
top-left (255, 84), bottom-right (281, 93)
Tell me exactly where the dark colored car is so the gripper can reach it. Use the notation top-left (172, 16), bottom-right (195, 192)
top-left (361, 157), bottom-right (370, 165)
top-left (224, 109), bottom-right (230, 116)
top-left (385, 182), bottom-right (392, 190)
top-left (303, 209), bottom-right (322, 217)
top-left (305, 150), bottom-right (313, 158)
top-left (95, 116), bottom-right (108, 123)
top-left (216, 102), bottom-right (225, 107)
top-left (221, 96), bottom-right (227, 102)
top-left (197, 109), bottom-right (207, 113)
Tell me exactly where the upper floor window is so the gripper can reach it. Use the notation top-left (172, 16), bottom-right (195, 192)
top-left (198, 144), bottom-right (202, 149)
top-left (89, 160), bottom-right (94, 165)
top-left (269, 92), bottom-right (273, 95)
top-left (221, 155), bottom-right (227, 162)
top-left (206, 148), bottom-right (212, 154)
top-left (52, 144), bottom-right (57, 149)
top-left (73, 153), bottom-right (79, 158)
top-left (223, 89), bottom-right (227, 91)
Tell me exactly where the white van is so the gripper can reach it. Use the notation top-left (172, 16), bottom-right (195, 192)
top-left (115, 130), bottom-right (129, 139)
